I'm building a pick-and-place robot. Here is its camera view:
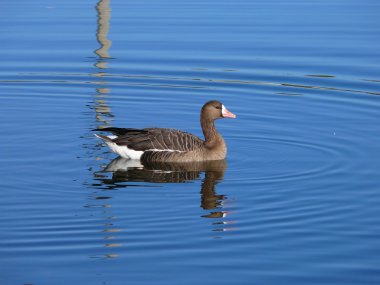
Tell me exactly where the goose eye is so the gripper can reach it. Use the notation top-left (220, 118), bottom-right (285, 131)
top-left (215, 106), bottom-right (221, 110)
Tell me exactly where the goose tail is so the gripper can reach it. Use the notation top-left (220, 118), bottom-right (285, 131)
top-left (94, 133), bottom-right (114, 142)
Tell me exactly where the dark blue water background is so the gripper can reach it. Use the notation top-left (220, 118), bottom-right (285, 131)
top-left (1, 0), bottom-right (380, 284)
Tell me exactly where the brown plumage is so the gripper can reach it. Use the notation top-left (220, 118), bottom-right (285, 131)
top-left (94, 100), bottom-right (236, 162)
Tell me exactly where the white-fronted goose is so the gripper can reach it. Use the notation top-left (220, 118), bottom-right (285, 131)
top-left (94, 100), bottom-right (236, 162)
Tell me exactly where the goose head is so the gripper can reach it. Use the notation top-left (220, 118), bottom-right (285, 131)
top-left (201, 100), bottom-right (236, 121)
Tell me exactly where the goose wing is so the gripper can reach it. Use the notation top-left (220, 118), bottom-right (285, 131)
top-left (115, 128), bottom-right (204, 152)
top-left (99, 128), bottom-right (204, 152)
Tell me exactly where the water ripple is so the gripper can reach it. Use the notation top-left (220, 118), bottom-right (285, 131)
top-left (1, 71), bottom-right (379, 96)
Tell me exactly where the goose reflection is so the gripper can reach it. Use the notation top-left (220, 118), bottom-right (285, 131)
top-left (97, 157), bottom-right (228, 213)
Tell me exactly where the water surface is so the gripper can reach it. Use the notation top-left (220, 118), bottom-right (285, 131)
top-left (1, 0), bottom-right (380, 284)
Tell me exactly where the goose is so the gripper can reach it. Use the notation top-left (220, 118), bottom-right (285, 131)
top-left (94, 100), bottom-right (236, 162)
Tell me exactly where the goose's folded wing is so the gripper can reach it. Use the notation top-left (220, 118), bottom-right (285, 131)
top-left (113, 128), bottom-right (204, 152)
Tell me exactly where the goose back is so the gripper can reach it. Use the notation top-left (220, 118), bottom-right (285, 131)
top-left (100, 127), bottom-right (208, 162)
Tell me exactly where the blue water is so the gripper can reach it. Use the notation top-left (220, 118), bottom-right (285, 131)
top-left (1, 0), bottom-right (380, 284)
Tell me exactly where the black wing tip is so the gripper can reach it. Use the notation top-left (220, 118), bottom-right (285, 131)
top-left (92, 127), bottom-right (149, 133)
